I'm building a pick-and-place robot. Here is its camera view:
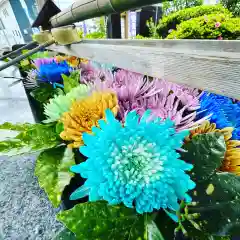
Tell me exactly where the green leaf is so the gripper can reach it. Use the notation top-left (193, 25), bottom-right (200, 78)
top-left (187, 172), bottom-right (240, 236)
top-left (30, 83), bottom-right (59, 103)
top-left (53, 228), bottom-right (77, 240)
top-left (30, 51), bottom-right (49, 60)
top-left (57, 201), bottom-right (163, 240)
top-left (145, 215), bottom-right (165, 240)
top-left (55, 87), bottom-right (65, 96)
top-left (62, 71), bottom-right (80, 93)
top-left (181, 133), bottom-right (240, 236)
top-left (154, 210), bottom-right (177, 240)
top-left (0, 122), bottom-right (33, 131)
top-left (56, 122), bottom-right (64, 135)
top-left (206, 236), bottom-right (230, 240)
top-left (0, 123), bottom-right (60, 156)
top-left (185, 227), bottom-right (231, 240)
top-left (181, 133), bottom-right (226, 182)
top-left (35, 146), bottom-right (75, 208)
top-left (20, 59), bottom-right (30, 67)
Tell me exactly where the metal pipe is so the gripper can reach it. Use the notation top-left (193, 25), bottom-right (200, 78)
top-left (50, 0), bottom-right (163, 28)
top-left (124, 11), bottom-right (129, 39)
top-left (0, 40), bottom-right (55, 72)
top-left (0, 41), bottom-right (37, 61)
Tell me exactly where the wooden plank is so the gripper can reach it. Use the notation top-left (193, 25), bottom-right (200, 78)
top-left (48, 39), bottom-right (240, 99)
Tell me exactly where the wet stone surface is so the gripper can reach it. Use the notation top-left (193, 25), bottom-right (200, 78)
top-left (0, 63), bottom-right (64, 239)
top-left (0, 154), bottom-right (64, 240)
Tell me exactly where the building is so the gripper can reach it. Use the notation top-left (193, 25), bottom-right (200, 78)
top-left (0, 0), bottom-right (24, 47)
top-left (0, 0), bottom-right (38, 47)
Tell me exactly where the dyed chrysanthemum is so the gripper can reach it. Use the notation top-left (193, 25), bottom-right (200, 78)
top-left (186, 120), bottom-right (240, 175)
top-left (198, 92), bottom-right (240, 140)
top-left (70, 109), bottom-right (195, 214)
top-left (139, 79), bottom-right (207, 131)
top-left (43, 84), bottom-right (90, 123)
top-left (55, 55), bottom-right (68, 63)
top-left (186, 120), bottom-right (233, 142)
top-left (33, 58), bottom-right (56, 69)
top-left (80, 61), bottom-right (113, 84)
top-left (55, 56), bottom-right (80, 67)
top-left (93, 70), bottom-right (162, 119)
top-left (94, 73), bottom-right (206, 130)
top-left (37, 61), bottom-right (72, 83)
top-left (24, 69), bottom-right (38, 89)
top-left (60, 92), bottom-right (118, 148)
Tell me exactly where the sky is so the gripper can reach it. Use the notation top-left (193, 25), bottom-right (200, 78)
top-left (54, 0), bottom-right (218, 11)
top-left (54, 0), bottom-right (74, 10)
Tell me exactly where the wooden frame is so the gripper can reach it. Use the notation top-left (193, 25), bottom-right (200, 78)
top-left (48, 39), bottom-right (240, 99)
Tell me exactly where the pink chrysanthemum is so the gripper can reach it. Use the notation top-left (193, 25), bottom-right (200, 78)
top-left (215, 22), bottom-right (221, 28)
top-left (33, 58), bottom-right (56, 69)
top-left (93, 69), bottom-right (207, 130)
top-left (80, 61), bottom-right (113, 84)
top-left (137, 79), bottom-right (207, 131)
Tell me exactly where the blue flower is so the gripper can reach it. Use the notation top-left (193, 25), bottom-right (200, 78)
top-left (70, 109), bottom-right (195, 214)
top-left (37, 61), bottom-right (71, 83)
top-left (198, 92), bottom-right (240, 140)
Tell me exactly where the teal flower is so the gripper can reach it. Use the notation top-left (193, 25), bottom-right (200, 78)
top-left (70, 109), bottom-right (195, 214)
top-left (43, 84), bottom-right (90, 123)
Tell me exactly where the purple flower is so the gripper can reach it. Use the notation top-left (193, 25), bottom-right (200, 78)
top-left (33, 58), bottom-right (56, 69)
top-left (93, 69), bottom-right (207, 130)
top-left (136, 79), bottom-right (207, 131)
top-left (80, 61), bottom-right (113, 84)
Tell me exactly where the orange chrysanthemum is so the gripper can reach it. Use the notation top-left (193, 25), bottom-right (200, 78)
top-left (186, 120), bottom-right (240, 175)
top-left (55, 55), bottom-right (68, 62)
top-left (55, 56), bottom-right (80, 67)
top-left (60, 92), bottom-right (119, 148)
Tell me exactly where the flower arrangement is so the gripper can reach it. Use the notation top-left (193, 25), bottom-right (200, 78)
top-left (19, 53), bottom-right (84, 122)
top-left (1, 54), bottom-right (240, 240)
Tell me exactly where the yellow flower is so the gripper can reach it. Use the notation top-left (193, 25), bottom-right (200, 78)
top-left (55, 55), bottom-right (68, 62)
top-left (67, 56), bottom-right (80, 67)
top-left (186, 120), bottom-right (240, 175)
top-left (80, 58), bottom-right (88, 64)
top-left (60, 92), bottom-right (118, 148)
top-left (55, 56), bottom-right (80, 67)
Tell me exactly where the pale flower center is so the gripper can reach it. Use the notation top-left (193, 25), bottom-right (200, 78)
top-left (110, 137), bottom-right (164, 186)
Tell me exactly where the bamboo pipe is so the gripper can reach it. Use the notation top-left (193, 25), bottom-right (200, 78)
top-left (0, 41), bottom-right (37, 61)
top-left (0, 40), bottom-right (55, 72)
top-left (50, 0), bottom-right (163, 28)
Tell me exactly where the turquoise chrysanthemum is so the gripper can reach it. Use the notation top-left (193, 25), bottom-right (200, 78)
top-left (43, 84), bottom-right (90, 123)
top-left (70, 109), bottom-right (195, 214)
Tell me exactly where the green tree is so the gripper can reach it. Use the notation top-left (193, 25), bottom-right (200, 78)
top-left (95, 16), bottom-right (106, 33)
top-left (157, 4), bottom-right (229, 38)
top-left (162, 0), bottom-right (203, 15)
top-left (220, 0), bottom-right (240, 16)
top-left (167, 13), bottom-right (240, 40)
top-left (84, 17), bottom-right (106, 39)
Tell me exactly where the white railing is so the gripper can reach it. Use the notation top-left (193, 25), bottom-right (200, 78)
top-left (48, 39), bottom-right (240, 100)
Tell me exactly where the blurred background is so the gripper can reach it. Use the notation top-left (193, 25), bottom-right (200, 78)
top-left (0, 0), bottom-right (238, 49)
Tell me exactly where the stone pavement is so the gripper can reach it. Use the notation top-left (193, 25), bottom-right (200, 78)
top-left (0, 62), bottom-right (34, 123)
top-left (0, 62), bottom-right (64, 239)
